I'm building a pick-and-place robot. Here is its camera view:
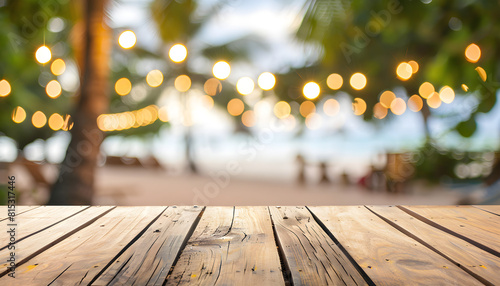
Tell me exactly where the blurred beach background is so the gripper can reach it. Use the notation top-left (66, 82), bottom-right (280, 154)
top-left (1, 0), bottom-right (500, 205)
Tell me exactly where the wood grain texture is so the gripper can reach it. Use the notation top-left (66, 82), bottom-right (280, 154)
top-left (0, 206), bottom-right (40, 221)
top-left (166, 206), bottom-right (284, 286)
top-left (368, 205), bottom-right (500, 285)
top-left (0, 207), bottom-right (166, 286)
top-left (308, 206), bottom-right (481, 285)
top-left (401, 205), bottom-right (500, 255)
top-left (474, 205), bottom-right (500, 216)
top-left (0, 206), bottom-right (114, 276)
top-left (269, 206), bottom-right (367, 285)
top-left (0, 206), bottom-right (89, 248)
top-left (92, 206), bottom-right (202, 286)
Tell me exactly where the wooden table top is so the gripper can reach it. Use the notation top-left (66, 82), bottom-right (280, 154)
top-left (0, 205), bottom-right (499, 285)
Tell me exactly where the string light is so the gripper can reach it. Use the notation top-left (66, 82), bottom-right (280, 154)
top-left (465, 43), bottom-right (481, 63)
top-left (12, 106), bottom-right (26, 123)
top-left (146, 70), bottom-right (163, 87)
top-left (118, 30), bottom-right (136, 49)
top-left (35, 46), bottom-right (51, 64)
top-left (169, 44), bottom-right (188, 63)
top-left (32, 111), bottom-right (47, 128)
top-left (274, 101), bottom-right (291, 119)
top-left (51, 59), bottom-right (66, 75)
top-left (326, 73), bottom-right (343, 90)
top-left (303, 82), bottom-right (320, 100)
top-left (236, 77), bottom-right (255, 95)
top-left (257, 72), bottom-right (276, 90)
top-left (350, 73), bottom-right (367, 90)
top-left (213, 61), bottom-right (231, 80)
top-left (0, 79), bottom-right (11, 97)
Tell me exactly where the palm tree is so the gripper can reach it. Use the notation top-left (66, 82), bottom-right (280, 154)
top-left (48, 0), bottom-right (111, 204)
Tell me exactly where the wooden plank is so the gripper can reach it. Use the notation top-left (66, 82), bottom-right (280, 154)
top-left (368, 205), bottom-right (500, 285)
top-left (0, 206), bottom-right (166, 285)
top-left (166, 206), bottom-right (284, 285)
top-left (92, 206), bottom-right (202, 286)
top-left (401, 205), bottom-right (500, 255)
top-left (0, 206), bottom-right (114, 276)
top-left (308, 206), bottom-right (481, 285)
top-left (474, 205), bottom-right (500, 216)
top-left (0, 206), bottom-right (41, 221)
top-left (269, 206), bottom-right (366, 285)
top-left (0, 206), bottom-right (90, 246)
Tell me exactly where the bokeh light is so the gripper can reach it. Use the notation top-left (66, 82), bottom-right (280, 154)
top-left (439, 86), bottom-right (455, 104)
top-left (118, 30), bottom-right (136, 49)
top-left (236, 77), bottom-right (255, 95)
top-left (350, 73), bottom-right (367, 90)
top-left (32, 111), bottom-right (47, 128)
top-left (115, 78), bottom-right (132, 96)
top-left (326, 73), bottom-right (343, 90)
top-left (204, 78), bottom-right (222, 96)
top-left (396, 62), bottom-right (413, 80)
top-left (212, 61), bottom-right (231, 80)
top-left (379, 91), bottom-right (396, 108)
top-left (373, 103), bottom-right (388, 119)
top-left (169, 44), bottom-right (188, 63)
top-left (300, 101), bottom-right (316, 117)
top-left (227, 98), bottom-right (244, 116)
top-left (174, 75), bottom-right (192, 92)
top-left (158, 106), bottom-right (169, 122)
top-left (303, 81), bottom-right (320, 100)
top-left (390, 98), bottom-right (406, 115)
top-left (35, 46), bottom-right (51, 64)
top-left (408, 95), bottom-right (423, 112)
top-left (305, 113), bottom-right (322, 130)
top-left (0, 79), bottom-right (11, 97)
top-left (475, 67), bottom-right (487, 82)
top-left (427, 92), bottom-right (442, 109)
top-left (257, 72), bottom-right (276, 90)
top-left (46, 80), bottom-right (62, 98)
top-left (323, 98), bottom-right (340, 116)
top-left (241, 110), bottom-right (256, 127)
top-left (419, 82), bottom-right (435, 99)
top-left (48, 113), bottom-right (64, 131)
top-left (408, 60), bottom-right (419, 74)
top-left (274, 101), bottom-right (291, 119)
top-left (465, 43), bottom-right (481, 63)
top-left (50, 59), bottom-right (66, 76)
top-left (62, 114), bottom-right (74, 131)
top-left (146, 70), bottom-right (163, 87)
top-left (352, 98), bottom-right (367, 115)
top-left (202, 95), bottom-right (214, 109)
top-left (12, 106), bottom-right (26, 123)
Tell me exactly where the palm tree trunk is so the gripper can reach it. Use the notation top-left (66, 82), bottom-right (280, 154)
top-left (48, 0), bottom-right (110, 204)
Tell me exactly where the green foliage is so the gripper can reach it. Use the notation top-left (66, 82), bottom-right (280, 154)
top-left (295, 0), bottom-right (500, 136)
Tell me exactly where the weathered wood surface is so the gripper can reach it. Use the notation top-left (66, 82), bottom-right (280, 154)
top-left (269, 206), bottom-right (367, 285)
top-left (166, 206), bottom-right (284, 285)
top-left (308, 206), bottom-right (482, 285)
top-left (0, 207), bottom-right (166, 286)
top-left (0, 206), bottom-right (40, 221)
top-left (92, 206), bottom-right (202, 286)
top-left (1, 206), bottom-right (91, 244)
top-left (368, 205), bottom-right (500, 285)
top-left (0, 205), bottom-right (499, 285)
top-left (0, 206), bottom-right (114, 277)
top-left (474, 205), bottom-right (500, 216)
top-left (401, 205), bottom-right (500, 255)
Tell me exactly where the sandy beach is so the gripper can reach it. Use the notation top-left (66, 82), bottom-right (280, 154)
top-left (91, 165), bottom-right (463, 206)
